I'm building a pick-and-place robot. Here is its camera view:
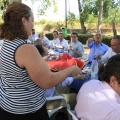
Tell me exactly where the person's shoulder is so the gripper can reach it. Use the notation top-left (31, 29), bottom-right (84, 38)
top-left (63, 39), bottom-right (68, 43)
top-left (34, 33), bottom-right (38, 37)
top-left (80, 80), bottom-right (100, 93)
top-left (108, 47), bottom-right (113, 52)
top-left (101, 43), bottom-right (109, 47)
top-left (77, 41), bottom-right (83, 45)
top-left (63, 39), bottom-right (67, 41)
top-left (44, 36), bottom-right (49, 40)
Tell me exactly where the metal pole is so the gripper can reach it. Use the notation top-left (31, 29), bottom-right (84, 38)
top-left (68, 0), bottom-right (72, 34)
top-left (65, 0), bottom-right (67, 28)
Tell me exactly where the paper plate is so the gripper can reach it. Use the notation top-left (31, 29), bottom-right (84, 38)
top-left (82, 68), bottom-right (91, 74)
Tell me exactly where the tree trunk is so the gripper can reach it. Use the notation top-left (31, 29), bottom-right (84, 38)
top-left (80, 16), bottom-right (86, 34)
top-left (97, 0), bottom-right (104, 33)
top-left (65, 0), bottom-right (67, 28)
top-left (111, 8), bottom-right (119, 36)
top-left (77, 0), bottom-right (87, 34)
top-left (111, 21), bottom-right (117, 36)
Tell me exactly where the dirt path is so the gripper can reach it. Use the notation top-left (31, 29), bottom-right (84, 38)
top-left (83, 44), bottom-right (90, 55)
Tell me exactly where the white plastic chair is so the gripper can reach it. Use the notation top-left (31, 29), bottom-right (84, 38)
top-left (46, 95), bottom-right (70, 118)
top-left (67, 109), bottom-right (78, 120)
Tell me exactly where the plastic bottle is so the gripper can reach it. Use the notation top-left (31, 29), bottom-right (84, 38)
top-left (91, 59), bottom-right (98, 80)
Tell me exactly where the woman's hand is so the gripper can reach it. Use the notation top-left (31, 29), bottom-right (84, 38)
top-left (69, 65), bottom-right (82, 76)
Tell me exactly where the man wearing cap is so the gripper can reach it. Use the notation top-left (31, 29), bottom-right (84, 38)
top-left (86, 33), bottom-right (109, 62)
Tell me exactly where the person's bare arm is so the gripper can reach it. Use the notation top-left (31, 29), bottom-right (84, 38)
top-left (54, 44), bottom-right (64, 49)
top-left (15, 44), bottom-right (82, 89)
top-left (88, 37), bottom-right (93, 43)
top-left (70, 46), bottom-right (82, 57)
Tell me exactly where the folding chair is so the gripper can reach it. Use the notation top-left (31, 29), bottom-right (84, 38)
top-left (46, 95), bottom-right (70, 118)
top-left (67, 109), bottom-right (78, 120)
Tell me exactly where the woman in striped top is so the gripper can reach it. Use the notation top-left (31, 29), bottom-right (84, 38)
top-left (0, 2), bottom-right (82, 120)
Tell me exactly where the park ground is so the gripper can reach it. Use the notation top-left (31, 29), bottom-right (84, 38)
top-left (84, 44), bottom-right (90, 55)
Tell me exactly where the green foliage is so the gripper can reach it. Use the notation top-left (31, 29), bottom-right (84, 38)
top-left (102, 35), bottom-right (113, 46)
top-left (46, 33), bottom-right (53, 40)
top-left (102, 7), bottom-right (120, 24)
top-left (79, 0), bottom-right (96, 22)
top-left (0, 14), bottom-right (3, 24)
top-left (25, 0), bottom-right (57, 16)
top-left (67, 12), bottom-right (76, 26)
top-left (87, 15), bottom-right (98, 23)
top-left (29, 0), bottom-right (58, 16)
top-left (92, 0), bottom-right (120, 19)
top-left (35, 19), bottom-right (64, 31)
top-left (0, 0), bottom-right (9, 10)
top-left (39, 19), bottom-right (47, 24)
top-left (44, 24), bottom-right (52, 31)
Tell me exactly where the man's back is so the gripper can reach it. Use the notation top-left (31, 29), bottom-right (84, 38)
top-left (75, 80), bottom-right (120, 120)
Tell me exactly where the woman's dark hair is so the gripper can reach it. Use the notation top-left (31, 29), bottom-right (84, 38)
top-left (112, 35), bottom-right (120, 45)
top-left (35, 45), bottom-right (45, 56)
top-left (101, 54), bottom-right (120, 84)
top-left (71, 32), bottom-right (79, 38)
top-left (34, 38), bottom-right (42, 46)
top-left (53, 31), bottom-right (58, 35)
top-left (98, 63), bottom-right (105, 81)
top-left (0, 2), bottom-right (31, 41)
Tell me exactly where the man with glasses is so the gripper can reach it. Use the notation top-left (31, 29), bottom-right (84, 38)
top-left (69, 32), bottom-right (84, 58)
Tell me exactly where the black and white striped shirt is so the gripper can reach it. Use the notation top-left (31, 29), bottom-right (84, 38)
top-left (0, 38), bottom-right (46, 114)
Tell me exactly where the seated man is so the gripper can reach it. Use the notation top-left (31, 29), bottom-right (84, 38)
top-left (75, 54), bottom-right (120, 120)
top-left (29, 28), bottom-right (39, 43)
top-left (95, 35), bottom-right (120, 64)
top-left (50, 30), bottom-right (59, 48)
top-left (35, 44), bottom-right (85, 110)
top-left (86, 33), bottom-right (109, 62)
top-left (39, 31), bottom-right (51, 48)
top-left (52, 33), bottom-right (69, 53)
top-left (69, 32), bottom-right (84, 58)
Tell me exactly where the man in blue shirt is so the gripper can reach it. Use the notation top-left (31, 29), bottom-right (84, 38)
top-left (86, 33), bottom-right (109, 62)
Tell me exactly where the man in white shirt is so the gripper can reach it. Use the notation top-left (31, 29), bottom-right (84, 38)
top-left (29, 29), bottom-right (39, 43)
top-left (53, 33), bottom-right (69, 53)
top-left (95, 35), bottom-right (120, 64)
top-left (75, 54), bottom-right (120, 120)
top-left (52, 31), bottom-right (59, 44)
top-left (50, 30), bottom-right (59, 49)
